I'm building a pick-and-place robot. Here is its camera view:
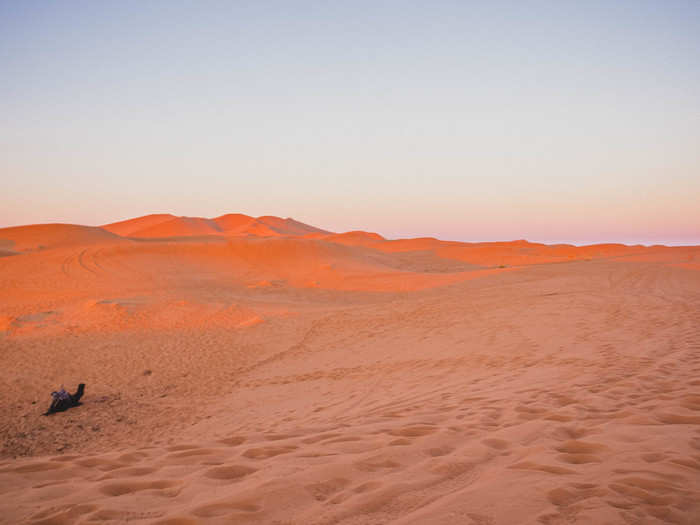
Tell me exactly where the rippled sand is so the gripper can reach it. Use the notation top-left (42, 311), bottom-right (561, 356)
top-left (1, 219), bottom-right (699, 524)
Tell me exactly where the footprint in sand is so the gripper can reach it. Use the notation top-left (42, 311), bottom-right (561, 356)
top-left (515, 404), bottom-right (548, 420)
top-left (242, 445), bottom-right (297, 459)
top-left (557, 440), bottom-right (606, 454)
top-left (204, 465), bottom-right (257, 481)
top-left (430, 460), bottom-right (478, 479)
top-left (218, 436), bottom-right (246, 446)
top-left (87, 509), bottom-right (166, 521)
top-left (99, 480), bottom-right (182, 497)
top-left (481, 438), bottom-right (510, 450)
top-left (354, 456), bottom-right (401, 472)
top-left (116, 451), bottom-right (151, 463)
top-left (680, 394), bottom-right (700, 410)
top-left (608, 476), bottom-right (680, 518)
top-left (49, 455), bottom-right (82, 463)
top-left (10, 462), bottom-right (63, 473)
top-left (467, 513), bottom-right (496, 525)
top-left (387, 424), bottom-right (437, 437)
top-left (547, 483), bottom-right (608, 507)
top-left (305, 477), bottom-right (350, 501)
top-left (509, 461), bottom-right (575, 475)
top-left (322, 435), bottom-right (364, 444)
top-left (30, 503), bottom-right (98, 523)
top-left (167, 448), bottom-right (220, 459)
top-left (641, 452), bottom-right (666, 463)
top-left (152, 517), bottom-right (199, 525)
top-left (554, 440), bottom-right (607, 464)
top-left (170, 448), bottom-right (213, 458)
top-left (556, 453), bottom-right (602, 464)
top-left (655, 412), bottom-right (700, 424)
top-left (425, 445), bottom-right (455, 457)
top-left (166, 444), bottom-right (200, 452)
top-left (301, 432), bottom-right (341, 444)
top-left (75, 458), bottom-right (124, 471)
top-left (544, 413), bottom-right (574, 422)
top-left (99, 466), bottom-right (160, 480)
top-left (552, 425), bottom-right (590, 440)
top-left (669, 457), bottom-right (700, 470)
top-left (264, 433), bottom-right (300, 441)
top-left (191, 500), bottom-right (261, 518)
top-left (353, 480), bottom-right (383, 493)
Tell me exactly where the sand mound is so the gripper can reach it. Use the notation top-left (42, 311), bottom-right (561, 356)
top-left (255, 216), bottom-right (332, 236)
top-left (373, 239), bottom-right (654, 267)
top-left (101, 214), bottom-right (176, 237)
top-left (213, 213), bottom-right (257, 233)
top-left (0, 224), bottom-right (124, 252)
top-left (324, 231), bottom-right (386, 247)
top-left (127, 216), bottom-right (223, 238)
top-left (101, 213), bottom-right (332, 239)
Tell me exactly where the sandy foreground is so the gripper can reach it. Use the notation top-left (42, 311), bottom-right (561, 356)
top-left (1, 215), bottom-right (699, 525)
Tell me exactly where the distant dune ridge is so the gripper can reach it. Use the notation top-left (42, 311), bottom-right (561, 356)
top-left (0, 214), bottom-right (678, 293)
top-left (1, 213), bottom-right (699, 524)
top-left (100, 213), bottom-right (331, 238)
top-left (0, 212), bottom-right (668, 261)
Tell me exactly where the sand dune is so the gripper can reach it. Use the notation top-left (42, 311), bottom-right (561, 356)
top-left (1, 216), bottom-right (699, 524)
top-left (128, 216), bottom-right (224, 238)
top-left (254, 216), bottom-right (331, 237)
top-left (100, 214), bottom-right (178, 237)
top-left (102, 214), bottom-right (332, 239)
top-left (322, 231), bottom-right (386, 248)
top-left (212, 214), bottom-right (258, 234)
top-left (0, 224), bottom-right (124, 253)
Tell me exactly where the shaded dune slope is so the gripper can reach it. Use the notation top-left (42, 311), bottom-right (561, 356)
top-left (99, 214), bottom-right (176, 237)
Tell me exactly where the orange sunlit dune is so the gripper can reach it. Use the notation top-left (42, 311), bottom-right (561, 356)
top-left (1, 214), bottom-right (699, 524)
top-left (100, 213), bottom-right (331, 238)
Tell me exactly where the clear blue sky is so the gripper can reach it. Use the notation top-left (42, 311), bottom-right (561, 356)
top-left (1, 1), bottom-right (698, 244)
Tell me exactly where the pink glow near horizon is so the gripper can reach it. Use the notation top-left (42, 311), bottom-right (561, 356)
top-left (1, 2), bottom-right (698, 245)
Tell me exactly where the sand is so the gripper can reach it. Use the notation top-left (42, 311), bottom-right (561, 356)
top-left (1, 215), bottom-right (699, 524)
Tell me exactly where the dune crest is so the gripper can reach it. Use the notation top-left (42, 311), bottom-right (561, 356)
top-left (101, 213), bottom-right (332, 239)
top-left (100, 214), bottom-right (177, 236)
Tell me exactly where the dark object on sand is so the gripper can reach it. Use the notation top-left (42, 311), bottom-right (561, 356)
top-left (44, 383), bottom-right (85, 415)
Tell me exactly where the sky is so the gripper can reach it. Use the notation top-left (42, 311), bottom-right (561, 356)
top-left (1, 0), bottom-right (699, 245)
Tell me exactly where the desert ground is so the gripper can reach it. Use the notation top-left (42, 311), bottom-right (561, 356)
top-left (1, 213), bottom-right (699, 525)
